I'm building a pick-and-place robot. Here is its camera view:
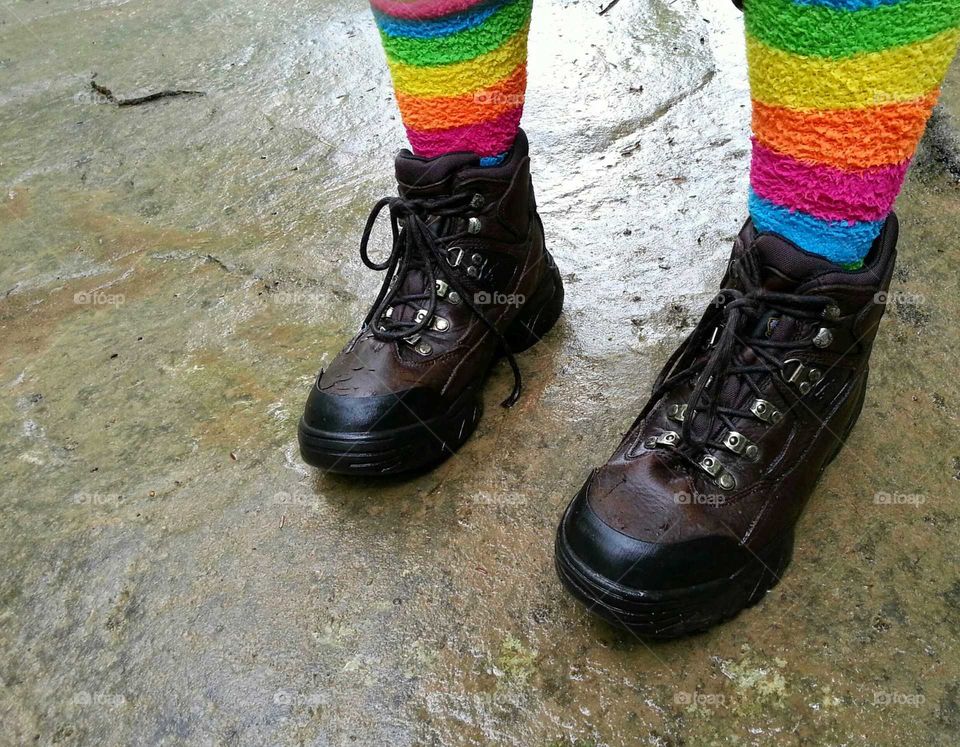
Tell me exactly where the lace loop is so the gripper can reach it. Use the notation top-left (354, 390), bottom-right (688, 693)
top-left (650, 249), bottom-right (832, 450)
top-left (358, 192), bottom-right (524, 408)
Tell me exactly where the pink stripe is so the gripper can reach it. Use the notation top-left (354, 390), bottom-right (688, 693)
top-left (749, 140), bottom-right (908, 223)
top-left (371, 0), bottom-right (489, 20)
top-left (406, 107), bottom-right (522, 158)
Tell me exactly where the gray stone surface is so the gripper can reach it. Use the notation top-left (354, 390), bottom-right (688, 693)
top-left (1, 0), bottom-right (958, 744)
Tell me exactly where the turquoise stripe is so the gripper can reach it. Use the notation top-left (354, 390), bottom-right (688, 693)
top-left (374, 0), bottom-right (515, 38)
top-left (787, 0), bottom-right (904, 10)
top-left (748, 190), bottom-right (883, 265)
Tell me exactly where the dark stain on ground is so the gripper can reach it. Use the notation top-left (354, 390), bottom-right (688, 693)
top-left (894, 295), bottom-right (932, 331)
top-left (918, 105), bottom-right (960, 181)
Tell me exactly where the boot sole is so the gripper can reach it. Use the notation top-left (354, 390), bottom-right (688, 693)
top-left (555, 522), bottom-right (795, 639)
top-left (554, 380), bottom-right (867, 639)
top-left (298, 253), bottom-right (564, 476)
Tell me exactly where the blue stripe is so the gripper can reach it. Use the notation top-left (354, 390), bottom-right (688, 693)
top-left (373, 0), bottom-right (516, 39)
top-left (479, 152), bottom-right (507, 167)
top-left (748, 190), bottom-right (883, 265)
top-left (787, 0), bottom-right (905, 10)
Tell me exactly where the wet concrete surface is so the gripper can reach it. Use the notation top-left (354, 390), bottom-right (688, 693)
top-left (1, 0), bottom-right (959, 744)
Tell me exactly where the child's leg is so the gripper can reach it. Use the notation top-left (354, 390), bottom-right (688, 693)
top-left (371, 0), bottom-right (533, 164)
top-left (745, 0), bottom-right (960, 266)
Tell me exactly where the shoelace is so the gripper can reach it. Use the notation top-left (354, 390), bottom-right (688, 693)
top-left (358, 192), bottom-right (523, 407)
top-left (649, 248), bottom-right (832, 452)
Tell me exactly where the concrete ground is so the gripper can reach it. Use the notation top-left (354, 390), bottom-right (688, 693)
top-left (2, 0), bottom-right (959, 744)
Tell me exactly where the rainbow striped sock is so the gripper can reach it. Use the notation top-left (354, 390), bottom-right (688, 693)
top-left (745, 0), bottom-right (960, 266)
top-left (371, 0), bottom-right (532, 162)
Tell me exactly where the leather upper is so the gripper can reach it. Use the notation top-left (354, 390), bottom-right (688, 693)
top-left (567, 217), bottom-right (899, 587)
top-left (304, 129), bottom-right (551, 433)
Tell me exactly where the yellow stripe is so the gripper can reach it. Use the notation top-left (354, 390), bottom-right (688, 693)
top-left (387, 21), bottom-right (529, 98)
top-left (747, 27), bottom-right (960, 110)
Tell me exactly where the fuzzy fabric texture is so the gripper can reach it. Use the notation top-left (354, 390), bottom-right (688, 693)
top-left (746, 0), bottom-right (960, 265)
top-left (373, 0), bottom-right (531, 159)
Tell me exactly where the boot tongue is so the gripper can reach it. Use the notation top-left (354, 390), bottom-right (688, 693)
top-left (685, 221), bottom-right (837, 446)
top-left (734, 222), bottom-right (836, 345)
top-left (394, 149), bottom-right (480, 197)
top-left (381, 150), bottom-right (479, 331)
top-left (750, 228), bottom-right (842, 294)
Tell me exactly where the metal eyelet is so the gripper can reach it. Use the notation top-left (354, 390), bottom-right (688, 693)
top-left (823, 305), bottom-right (841, 322)
top-left (656, 431), bottom-right (680, 447)
top-left (813, 328), bottom-right (833, 348)
top-left (430, 316), bottom-right (450, 332)
top-left (470, 193), bottom-right (484, 210)
top-left (435, 279), bottom-right (449, 298)
top-left (722, 431), bottom-right (758, 460)
top-left (782, 359), bottom-right (823, 395)
top-left (698, 455), bottom-right (722, 477)
top-left (699, 455), bottom-right (738, 490)
top-left (465, 252), bottom-right (486, 279)
top-left (467, 217), bottom-right (482, 235)
top-left (414, 340), bottom-right (432, 356)
top-left (447, 291), bottom-right (461, 305)
top-left (645, 430), bottom-right (681, 450)
top-left (717, 472), bottom-right (737, 490)
top-left (667, 404), bottom-right (688, 423)
top-left (445, 247), bottom-right (465, 268)
top-left (750, 398), bottom-right (783, 424)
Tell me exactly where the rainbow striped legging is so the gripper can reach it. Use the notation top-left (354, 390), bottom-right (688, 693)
top-left (370, 0), bottom-right (960, 263)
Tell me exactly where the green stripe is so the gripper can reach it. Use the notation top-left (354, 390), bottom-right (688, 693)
top-left (745, 0), bottom-right (960, 58)
top-left (381, 0), bottom-right (531, 67)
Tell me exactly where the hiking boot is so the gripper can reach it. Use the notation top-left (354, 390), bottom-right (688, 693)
top-left (555, 216), bottom-right (899, 637)
top-left (299, 129), bottom-right (563, 475)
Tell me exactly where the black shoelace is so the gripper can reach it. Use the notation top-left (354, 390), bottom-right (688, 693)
top-left (648, 249), bottom-right (832, 452)
top-left (358, 193), bottom-right (523, 407)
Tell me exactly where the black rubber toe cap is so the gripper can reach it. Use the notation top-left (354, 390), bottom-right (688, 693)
top-left (558, 473), bottom-right (755, 591)
top-left (302, 379), bottom-right (448, 434)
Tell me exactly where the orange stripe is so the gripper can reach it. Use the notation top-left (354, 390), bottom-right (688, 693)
top-left (395, 64), bottom-right (526, 131)
top-left (752, 92), bottom-right (940, 171)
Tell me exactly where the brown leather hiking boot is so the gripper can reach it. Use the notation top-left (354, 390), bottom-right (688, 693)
top-left (299, 130), bottom-right (563, 475)
top-left (555, 216), bottom-right (899, 638)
